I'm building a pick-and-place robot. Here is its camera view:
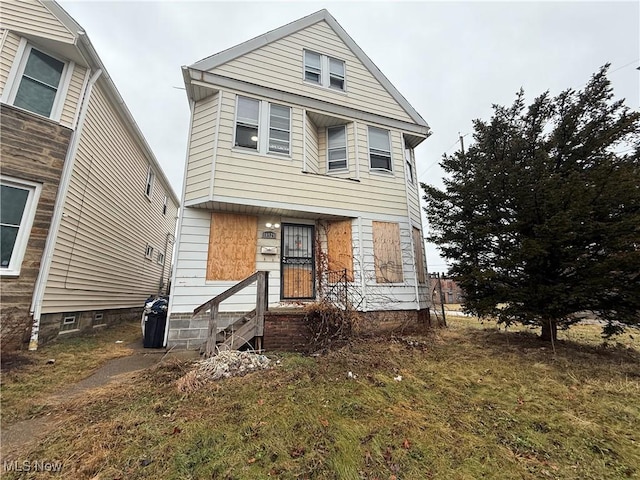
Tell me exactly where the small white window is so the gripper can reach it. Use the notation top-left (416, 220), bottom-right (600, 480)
top-left (234, 96), bottom-right (290, 156)
top-left (60, 313), bottom-right (78, 332)
top-left (7, 46), bottom-right (68, 119)
top-left (145, 244), bottom-right (154, 259)
top-left (405, 147), bottom-right (415, 184)
top-left (157, 252), bottom-right (165, 265)
top-left (145, 167), bottom-right (155, 198)
top-left (327, 126), bottom-right (347, 171)
top-left (1, 177), bottom-right (42, 276)
top-left (303, 50), bottom-right (345, 91)
top-left (162, 195), bottom-right (167, 215)
top-left (368, 127), bottom-right (392, 172)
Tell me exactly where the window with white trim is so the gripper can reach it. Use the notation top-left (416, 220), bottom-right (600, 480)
top-left (60, 313), bottom-right (78, 332)
top-left (405, 146), bottom-right (415, 184)
top-left (327, 126), bottom-right (347, 171)
top-left (368, 126), bottom-right (392, 172)
top-left (145, 167), bottom-right (155, 198)
top-left (1, 177), bottom-right (41, 276)
top-left (303, 50), bottom-right (345, 92)
top-left (145, 244), bottom-right (154, 259)
top-left (162, 195), bottom-right (167, 215)
top-left (7, 45), bottom-right (68, 119)
top-left (234, 96), bottom-right (291, 156)
top-left (157, 252), bottom-right (165, 265)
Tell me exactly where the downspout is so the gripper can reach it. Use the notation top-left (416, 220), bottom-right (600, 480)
top-left (164, 98), bottom-right (195, 348)
top-left (28, 67), bottom-right (102, 350)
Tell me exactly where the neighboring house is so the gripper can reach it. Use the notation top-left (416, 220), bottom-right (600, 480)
top-left (0, 0), bottom-right (179, 350)
top-left (168, 9), bottom-right (431, 350)
top-left (429, 273), bottom-right (465, 304)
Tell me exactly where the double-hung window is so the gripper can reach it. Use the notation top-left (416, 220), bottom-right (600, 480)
top-left (1, 177), bottom-right (42, 276)
top-left (235, 96), bottom-right (291, 156)
top-left (303, 50), bottom-right (345, 92)
top-left (7, 45), bottom-right (68, 119)
top-left (368, 127), bottom-right (392, 172)
top-left (405, 146), bottom-right (415, 184)
top-left (145, 167), bottom-right (155, 198)
top-left (327, 126), bottom-right (347, 171)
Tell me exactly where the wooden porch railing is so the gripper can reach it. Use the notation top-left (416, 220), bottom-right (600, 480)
top-left (193, 271), bottom-right (269, 357)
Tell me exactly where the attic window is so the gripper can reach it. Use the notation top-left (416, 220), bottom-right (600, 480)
top-left (303, 50), bottom-right (345, 92)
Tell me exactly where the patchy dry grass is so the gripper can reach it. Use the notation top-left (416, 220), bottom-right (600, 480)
top-left (1, 322), bottom-right (140, 425)
top-left (3, 320), bottom-right (639, 479)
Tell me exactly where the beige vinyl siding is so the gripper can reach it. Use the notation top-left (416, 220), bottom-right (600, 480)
top-left (59, 64), bottom-right (87, 129)
top-left (0, 31), bottom-right (20, 92)
top-left (317, 123), bottom-right (327, 174)
top-left (185, 94), bottom-right (217, 203)
top-left (210, 91), bottom-right (408, 217)
top-left (304, 113), bottom-right (319, 174)
top-left (41, 82), bottom-right (178, 312)
top-left (210, 21), bottom-right (414, 124)
top-left (1, 0), bottom-right (75, 44)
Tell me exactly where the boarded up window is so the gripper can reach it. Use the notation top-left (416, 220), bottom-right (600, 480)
top-left (326, 220), bottom-right (354, 281)
top-left (372, 221), bottom-right (403, 283)
top-left (207, 213), bottom-right (257, 280)
top-left (413, 227), bottom-right (426, 284)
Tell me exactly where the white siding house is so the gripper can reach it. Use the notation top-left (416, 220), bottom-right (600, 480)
top-left (0, 0), bottom-right (179, 350)
top-left (168, 9), bottom-right (430, 350)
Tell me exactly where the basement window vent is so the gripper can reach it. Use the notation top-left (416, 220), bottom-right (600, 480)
top-left (93, 312), bottom-right (106, 327)
top-left (60, 313), bottom-right (78, 332)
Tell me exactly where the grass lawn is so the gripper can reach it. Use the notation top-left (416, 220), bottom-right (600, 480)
top-left (2, 318), bottom-right (639, 479)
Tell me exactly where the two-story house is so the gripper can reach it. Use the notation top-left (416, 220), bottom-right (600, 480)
top-left (168, 9), bottom-right (431, 350)
top-left (0, 0), bottom-right (179, 350)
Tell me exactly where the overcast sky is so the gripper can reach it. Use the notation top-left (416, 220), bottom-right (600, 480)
top-left (58, 0), bottom-right (639, 273)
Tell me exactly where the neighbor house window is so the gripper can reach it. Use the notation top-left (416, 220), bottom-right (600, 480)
top-left (327, 126), bottom-right (347, 170)
top-left (368, 127), bottom-right (392, 172)
top-left (145, 167), bottom-right (155, 198)
top-left (405, 147), bottom-right (414, 184)
top-left (234, 96), bottom-right (290, 156)
top-left (303, 50), bottom-right (345, 91)
top-left (162, 195), bottom-right (167, 215)
top-left (60, 313), bottom-right (78, 332)
top-left (157, 252), bottom-right (165, 265)
top-left (8, 46), bottom-right (68, 119)
top-left (145, 244), bottom-right (154, 259)
top-left (0, 177), bottom-right (41, 276)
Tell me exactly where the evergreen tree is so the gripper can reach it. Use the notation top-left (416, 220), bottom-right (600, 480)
top-left (422, 66), bottom-right (640, 341)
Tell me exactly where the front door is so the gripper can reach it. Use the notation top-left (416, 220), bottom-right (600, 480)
top-left (281, 224), bottom-right (315, 299)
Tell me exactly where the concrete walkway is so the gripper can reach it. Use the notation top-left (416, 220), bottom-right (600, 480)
top-left (0, 341), bottom-right (198, 460)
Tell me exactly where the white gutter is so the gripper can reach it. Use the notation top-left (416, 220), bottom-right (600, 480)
top-left (28, 67), bottom-right (102, 350)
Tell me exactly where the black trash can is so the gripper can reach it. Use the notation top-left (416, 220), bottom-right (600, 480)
top-left (143, 311), bottom-right (167, 348)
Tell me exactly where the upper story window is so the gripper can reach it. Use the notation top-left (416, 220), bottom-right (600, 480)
top-left (368, 126), bottom-right (392, 172)
top-left (303, 50), bottom-right (345, 92)
top-left (327, 126), bottom-right (347, 171)
top-left (162, 195), bottom-right (168, 215)
top-left (404, 146), bottom-right (415, 184)
top-left (6, 45), bottom-right (68, 119)
top-left (145, 167), bottom-right (155, 198)
top-left (1, 176), bottom-right (42, 276)
top-left (234, 96), bottom-right (291, 156)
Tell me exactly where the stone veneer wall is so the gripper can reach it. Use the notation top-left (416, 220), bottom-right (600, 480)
top-left (38, 306), bottom-right (143, 345)
top-left (0, 105), bottom-right (72, 351)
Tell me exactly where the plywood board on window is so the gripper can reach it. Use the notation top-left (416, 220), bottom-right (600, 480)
top-left (372, 221), bottom-right (403, 283)
top-left (413, 227), bottom-right (426, 284)
top-left (282, 265), bottom-right (314, 299)
top-left (207, 212), bottom-right (257, 281)
top-left (326, 220), bottom-right (354, 281)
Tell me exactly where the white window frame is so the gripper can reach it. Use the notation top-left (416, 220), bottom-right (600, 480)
top-left (368, 126), bottom-right (393, 173)
top-left (157, 251), bottom-right (165, 265)
top-left (145, 244), bottom-right (154, 259)
top-left (405, 146), bottom-right (415, 185)
top-left (2, 41), bottom-right (73, 122)
top-left (0, 176), bottom-right (42, 276)
top-left (60, 313), bottom-right (79, 332)
top-left (302, 50), bottom-right (346, 92)
top-left (233, 95), bottom-right (291, 157)
top-left (145, 166), bottom-right (155, 199)
top-left (327, 125), bottom-right (348, 171)
top-left (162, 195), bottom-right (167, 215)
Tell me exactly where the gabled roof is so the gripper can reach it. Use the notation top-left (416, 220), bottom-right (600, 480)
top-left (190, 9), bottom-right (429, 130)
